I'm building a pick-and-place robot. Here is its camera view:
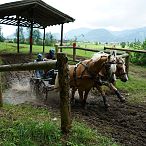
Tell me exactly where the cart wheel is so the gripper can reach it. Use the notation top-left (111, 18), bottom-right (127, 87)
top-left (38, 80), bottom-right (47, 100)
top-left (29, 78), bottom-right (35, 94)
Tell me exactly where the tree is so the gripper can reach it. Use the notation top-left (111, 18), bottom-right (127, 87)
top-left (14, 27), bottom-right (25, 44)
top-left (45, 32), bottom-right (56, 46)
top-left (33, 29), bottom-right (42, 45)
top-left (0, 26), bottom-right (5, 42)
top-left (141, 39), bottom-right (146, 64)
top-left (120, 42), bottom-right (126, 48)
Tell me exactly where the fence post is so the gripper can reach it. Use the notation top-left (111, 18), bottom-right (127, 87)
top-left (73, 43), bottom-right (76, 62)
top-left (0, 72), bottom-right (3, 107)
top-left (57, 53), bottom-right (71, 133)
top-left (125, 51), bottom-right (130, 75)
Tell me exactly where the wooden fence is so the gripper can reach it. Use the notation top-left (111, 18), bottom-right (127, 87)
top-left (55, 44), bottom-right (130, 73)
top-left (0, 53), bottom-right (71, 133)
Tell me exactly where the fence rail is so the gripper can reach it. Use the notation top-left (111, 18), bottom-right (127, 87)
top-left (56, 45), bottom-right (130, 73)
top-left (55, 45), bottom-right (128, 62)
top-left (104, 46), bottom-right (146, 53)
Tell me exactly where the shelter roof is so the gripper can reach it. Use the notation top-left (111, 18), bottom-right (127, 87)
top-left (0, 0), bottom-right (75, 28)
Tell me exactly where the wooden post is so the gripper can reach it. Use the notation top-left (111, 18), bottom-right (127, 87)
top-left (43, 27), bottom-right (45, 53)
top-left (30, 20), bottom-right (33, 54)
top-left (125, 51), bottom-right (130, 76)
top-left (60, 24), bottom-right (64, 52)
top-left (55, 45), bottom-right (59, 59)
top-left (73, 43), bottom-right (76, 62)
top-left (0, 72), bottom-right (3, 107)
top-left (17, 16), bottom-right (20, 53)
top-left (57, 53), bottom-right (71, 133)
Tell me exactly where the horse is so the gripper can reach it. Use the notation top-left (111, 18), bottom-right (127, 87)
top-left (68, 51), bottom-right (117, 107)
top-left (71, 54), bottom-right (128, 108)
top-left (93, 56), bottom-right (128, 107)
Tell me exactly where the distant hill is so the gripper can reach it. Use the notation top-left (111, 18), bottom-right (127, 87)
top-left (83, 29), bottom-right (115, 42)
top-left (6, 26), bottom-right (146, 43)
top-left (64, 28), bottom-right (91, 40)
top-left (64, 27), bottom-right (146, 42)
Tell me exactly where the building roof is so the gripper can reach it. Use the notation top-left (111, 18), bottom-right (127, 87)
top-left (0, 0), bottom-right (75, 28)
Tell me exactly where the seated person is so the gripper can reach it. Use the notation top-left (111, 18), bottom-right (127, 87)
top-left (43, 49), bottom-right (56, 78)
top-left (43, 48), bottom-right (55, 61)
top-left (34, 53), bottom-right (44, 78)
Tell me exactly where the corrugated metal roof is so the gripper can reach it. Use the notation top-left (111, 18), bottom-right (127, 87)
top-left (0, 0), bottom-right (75, 28)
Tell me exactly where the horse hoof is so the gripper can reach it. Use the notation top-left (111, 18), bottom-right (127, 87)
top-left (81, 101), bottom-right (87, 109)
top-left (120, 96), bottom-right (126, 103)
top-left (105, 103), bottom-right (110, 108)
top-left (71, 98), bottom-right (75, 105)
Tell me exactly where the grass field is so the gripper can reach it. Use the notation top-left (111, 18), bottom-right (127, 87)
top-left (0, 104), bottom-right (120, 146)
top-left (0, 42), bottom-right (146, 146)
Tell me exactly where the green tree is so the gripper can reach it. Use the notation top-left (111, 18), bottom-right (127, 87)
top-left (120, 42), bottom-right (126, 48)
top-left (14, 27), bottom-right (25, 44)
top-left (33, 29), bottom-right (42, 45)
top-left (130, 40), bottom-right (142, 64)
top-left (0, 26), bottom-right (5, 42)
top-left (141, 39), bottom-right (146, 64)
top-left (45, 32), bottom-right (56, 46)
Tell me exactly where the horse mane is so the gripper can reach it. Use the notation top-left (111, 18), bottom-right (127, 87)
top-left (91, 51), bottom-right (109, 61)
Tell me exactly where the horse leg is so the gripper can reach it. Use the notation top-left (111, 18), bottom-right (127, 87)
top-left (78, 90), bottom-right (85, 107)
top-left (108, 83), bottom-right (125, 102)
top-left (96, 85), bottom-right (110, 108)
top-left (71, 87), bottom-right (76, 104)
top-left (82, 89), bottom-right (90, 108)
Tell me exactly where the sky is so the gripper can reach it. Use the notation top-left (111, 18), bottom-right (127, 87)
top-left (1, 0), bottom-right (146, 37)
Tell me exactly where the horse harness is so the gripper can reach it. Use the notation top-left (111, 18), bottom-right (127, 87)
top-left (73, 58), bottom-right (116, 86)
top-left (73, 60), bottom-right (95, 81)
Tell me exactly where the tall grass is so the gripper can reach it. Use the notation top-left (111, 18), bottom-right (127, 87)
top-left (0, 104), bottom-right (120, 146)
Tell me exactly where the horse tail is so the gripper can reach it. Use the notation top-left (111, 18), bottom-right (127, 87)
top-left (54, 73), bottom-right (60, 92)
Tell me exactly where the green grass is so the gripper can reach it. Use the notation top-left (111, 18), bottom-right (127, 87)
top-left (116, 64), bottom-right (146, 104)
top-left (0, 42), bottom-right (53, 54)
top-left (0, 104), bottom-right (119, 146)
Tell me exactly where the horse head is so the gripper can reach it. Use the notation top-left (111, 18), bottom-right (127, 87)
top-left (97, 51), bottom-right (117, 83)
top-left (116, 57), bottom-right (128, 82)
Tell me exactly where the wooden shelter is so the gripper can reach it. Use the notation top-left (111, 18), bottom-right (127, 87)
top-left (0, 0), bottom-right (75, 53)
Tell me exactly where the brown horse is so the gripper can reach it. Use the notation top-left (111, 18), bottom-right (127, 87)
top-left (69, 52), bottom-right (117, 107)
top-left (93, 56), bottom-right (128, 107)
top-left (71, 56), bottom-right (128, 108)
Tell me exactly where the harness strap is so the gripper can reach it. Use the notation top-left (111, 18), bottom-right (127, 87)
top-left (73, 60), bottom-right (95, 86)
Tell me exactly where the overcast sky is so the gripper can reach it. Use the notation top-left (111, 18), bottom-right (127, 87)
top-left (1, 0), bottom-right (146, 37)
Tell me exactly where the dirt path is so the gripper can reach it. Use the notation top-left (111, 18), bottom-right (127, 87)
top-left (71, 93), bottom-right (146, 146)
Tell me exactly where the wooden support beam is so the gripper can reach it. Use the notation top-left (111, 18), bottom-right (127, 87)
top-left (43, 27), bottom-right (45, 53)
top-left (60, 24), bottom-right (64, 52)
top-left (17, 16), bottom-right (20, 53)
top-left (30, 20), bottom-right (33, 54)
top-left (0, 60), bottom-right (57, 72)
top-left (0, 72), bottom-right (3, 107)
top-left (57, 53), bottom-right (71, 133)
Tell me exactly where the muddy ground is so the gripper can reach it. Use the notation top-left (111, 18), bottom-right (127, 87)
top-left (1, 54), bottom-right (146, 146)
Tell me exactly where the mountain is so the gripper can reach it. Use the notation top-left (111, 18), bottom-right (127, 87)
top-left (6, 26), bottom-right (146, 42)
top-left (83, 29), bottom-right (115, 42)
top-left (65, 27), bottom-right (146, 42)
top-left (64, 28), bottom-right (91, 40)
top-left (111, 27), bottom-right (146, 42)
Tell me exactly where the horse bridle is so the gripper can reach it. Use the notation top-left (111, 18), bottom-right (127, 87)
top-left (116, 60), bottom-right (127, 76)
top-left (99, 60), bottom-right (117, 82)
